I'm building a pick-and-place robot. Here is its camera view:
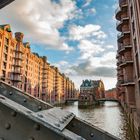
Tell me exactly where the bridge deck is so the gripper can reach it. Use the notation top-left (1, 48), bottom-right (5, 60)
top-left (98, 98), bottom-right (118, 102)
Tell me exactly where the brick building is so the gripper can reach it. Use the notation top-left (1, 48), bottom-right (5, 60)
top-left (78, 80), bottom-right (105, 107)
top-left (105, 88), bottom-right (117, 100)
top-left (0, 24), bottom-right (76, 105)
top-left (116, 0), bottom-right (140, 139)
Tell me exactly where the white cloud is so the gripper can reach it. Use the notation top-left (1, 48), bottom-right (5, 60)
top-left (69, 24), bottom-right (107, 40)
top-left (106, 45), bottom-right (114, 49)
top-left (0, 0), bottom-right (76, 51)
top-left (83, 0), bottom-right (92, 7)
top-left (69, 75), bottom-right (117, 90)
top-left (90, 8), bottom-right (96, 14)
top-left (78, 40), bottom-right (104, 59)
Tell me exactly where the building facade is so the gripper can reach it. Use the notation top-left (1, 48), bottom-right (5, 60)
top-left (105, 88), bottom-right (117, 100)
top-left (78, 79), bottom-right (105, 107)
top-left (116, 0), bottom-right (140, 139)
top-left (0, 24), bottom-right (76, 105)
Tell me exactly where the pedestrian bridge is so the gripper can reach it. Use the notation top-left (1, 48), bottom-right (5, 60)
top-left (98, 98), bottom-right (118, 102)
top-left (66, 98), bottom-right (78, 102)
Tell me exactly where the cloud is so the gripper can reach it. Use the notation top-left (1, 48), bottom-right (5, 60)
top-left (68, 75), bottom-right (117, 90)
top-left (69, 24), bottom-right (107, 40)
top-left (89, 8), bottom-right (96, 14)
top-left (70, 60), bottom-right (116, 77)
top-left (0, 0), bottom-right (76, 51)
top-left (78, 40), bottom-right (104, 59)
top-left (83, 0), bottom-right (92, 7)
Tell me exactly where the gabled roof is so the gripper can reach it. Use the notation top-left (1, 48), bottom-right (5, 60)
top-left (0, 24), bottom-right (11, 32)
top-left (80, 79), bottom-right (101, 88)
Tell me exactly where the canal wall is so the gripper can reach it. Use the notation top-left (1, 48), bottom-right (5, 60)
top-left (120, 102), bottom-right (139, 140)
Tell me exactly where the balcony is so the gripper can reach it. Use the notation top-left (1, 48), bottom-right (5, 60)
top-left (122, 80), bottom-right (135, 86)
top-left (118, 46), bottom-right (125, 54)
top-left (14, 49), bottom-right (23, 54)
top-left (117, 80), bottom-right (124, 86)
top-left (42, 80), bottom-right (47, 83)
top-left (124, 44), bottom-right (132, 50)
top-left (119, 58), bottom-right (133, 67)
top-left (11, 76), bottom-right (22, 82)
top-left (118, 44), bottom-right (132, 54)
top-left (117, 31), bottom-right (130, 42)
top-left (12, 62), bottom-right (22, 67)
top-left (115, 7), bottom-right (122, 21)
top-left (42, 77), bottom-right (47, 80)
top-left (119, 0), bottom-right (128, 7)
top-left (116, 21), bottom-right (123, 31)
top-left (116, 16), bottom-right (129, 32)
top-left (42, 67), bottom-right (48, 70)
top-left (42, 86), bottom-right (47, 89)
top-left (4, 48), bottom-right (8, 54)
top-left (43, 71), bottom-right (47, 75)
top-left (117, 70), bottom-right (123, 76)
top-left (13, 55), bottom-right (23, 60)
top-left (121, 87), bottom-right (125, 93)
top-left (117, 61), bottom-right (121, 66)
top-left (12, 69), bottom-right (21, 74)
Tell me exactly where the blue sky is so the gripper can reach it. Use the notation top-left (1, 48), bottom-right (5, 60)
top-left (0, 0), bottom-right (118, 89)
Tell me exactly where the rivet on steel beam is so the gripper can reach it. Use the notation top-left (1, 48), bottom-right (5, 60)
top-left (9, 92), bottom-right (13, 95)
top-left (5, 123), bottom-right (11, 130)
top-left (34, 124), bottom-right (40, 131)
top-left (38, 114), bottom-right (43, 118)
top-left (55, 123), bottom-right (60, 127)
top-left (38, 106), bottom-right (42, 110)
top-left (70, 113), bottom-right (73, 116)
top-left (90, 133), bottom-right (94, 137)
top-left (28, 137), bottom-right (35, 140)
top-left (23, 99), bottom-right (27, 102)
top-left (11, 111), bottom-right (17, 117)
top-left (0, 138), bottom-right (4, 140)
top-left (59, 120), bottom-right (64, 124)
top-left (63, 118), bottom-right (66, 121)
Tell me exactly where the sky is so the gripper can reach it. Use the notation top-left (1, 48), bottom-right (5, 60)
top-left (0, 0), bottom-right (118, 90)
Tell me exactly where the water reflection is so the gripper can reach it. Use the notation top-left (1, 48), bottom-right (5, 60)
top-left (62, 101), bottom-right (131, 140)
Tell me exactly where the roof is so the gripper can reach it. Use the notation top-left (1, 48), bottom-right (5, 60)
top-left (80, 79), bottom-right (101, 88)
top-left (0, 24), bottom-right (11, 32)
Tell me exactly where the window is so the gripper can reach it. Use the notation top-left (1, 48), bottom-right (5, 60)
top-left (134, 38), bottom-right (137, 53)
top-left (5, 38), bottom-right (9, 45)
top-left (11, 42), bottom-right (14, 47)
top-left (136, 54), bottom-right (140, 78)
top-left (130, 6), bottom-right (133, 18)
top-left (132, 21), bottom-right (135, 35)
top-left (0, 33), bottom-right (2, 39)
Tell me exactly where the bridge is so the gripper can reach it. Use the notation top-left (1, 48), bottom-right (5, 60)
top-left (97, 98), bottom-right (118, 102)
top-left (0, 81), bottom-right (120, 140)
top-left (66, 98), bottom-right (78, 103)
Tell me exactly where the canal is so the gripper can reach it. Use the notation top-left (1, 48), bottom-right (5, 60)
top-left (62, 101), bottom-right (131, 140)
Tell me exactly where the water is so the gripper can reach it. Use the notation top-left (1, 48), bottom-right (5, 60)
top-left (62, 101), bottom-right (131, 140)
